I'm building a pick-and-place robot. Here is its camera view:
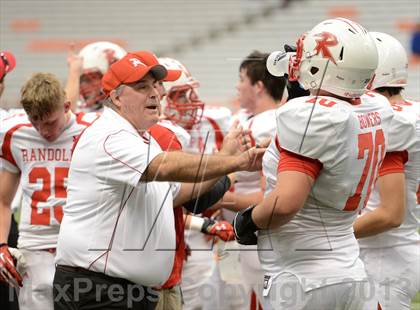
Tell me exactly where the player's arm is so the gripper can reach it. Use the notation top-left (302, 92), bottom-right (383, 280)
top-left (0, 169), bottom-right (20, 243)
top-left (233, 148), bottom-right (320, 245)
top-left (252, 171), bottom-right (313, 229)
top-left (0, 169), bottom-right (25, 288)
top-left (65, 44), bottom-right (83, 112)
top-left (216, 187), bottom-right (264, 212)
top-left (353, 152), bottom-right (406, 239)
top-left (174, 175), bottom-right (232, 211)
top-left (141, 149), bottom-right (263, 182)
top-left (142, 121), bottom-right (264, 182)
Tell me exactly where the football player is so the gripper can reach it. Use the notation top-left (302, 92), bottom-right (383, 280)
top-left (0, 73), bottom-right (98, 309)
top-left (355, 32), bottom-right (420, 309)
top-left (233, 18), bottom-right (394, 309)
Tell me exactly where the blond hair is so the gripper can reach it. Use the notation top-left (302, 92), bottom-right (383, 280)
top-left (20, 73), bottom-right (66, 120)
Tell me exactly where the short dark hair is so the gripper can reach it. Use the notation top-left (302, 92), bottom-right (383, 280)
top-left (375, 87), bottom-right (404, 96)
top-left (239, 51), bottom-right (286, 101)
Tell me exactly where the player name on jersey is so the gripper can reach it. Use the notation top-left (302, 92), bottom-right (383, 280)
top-left (357, 111), bottom-right (381, 129)
top-left (21, 148), bottom-right (72, 162)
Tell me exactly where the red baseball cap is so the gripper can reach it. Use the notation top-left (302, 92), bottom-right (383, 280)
top-left (102, 51), bottom-right (167, 95)
top-left (0, 51), bottom-right (16, 80)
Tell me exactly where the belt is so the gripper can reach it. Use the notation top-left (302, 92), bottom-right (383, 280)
top-left (56, 265), bottom-right (135, 285)
top-left (42, 248), bottom-right (56, 254)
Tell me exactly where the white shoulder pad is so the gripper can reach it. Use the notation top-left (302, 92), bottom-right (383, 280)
top-left (275, 96), bottom-right (350, 163)
top-left (202, 105), bottom-right (232, 132)
top-left (248, 109), bottom-right (277, 143)
top-left (230, 108), bottom-right (252, 127)
top-left (387, 101), bottom-right (418, 153)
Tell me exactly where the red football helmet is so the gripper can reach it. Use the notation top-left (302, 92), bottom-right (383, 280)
top-left (159, 58), bottom-right (204, 128)
top-left (78, 41), bottom-right (126, 109)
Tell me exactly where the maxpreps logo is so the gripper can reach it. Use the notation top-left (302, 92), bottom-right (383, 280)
top-left (313, 32), bottom-right (339, 65)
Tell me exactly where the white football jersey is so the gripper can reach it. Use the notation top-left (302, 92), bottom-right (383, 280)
top-left (0, 112), bottom-right (98, 250)
top-left (235, 109), bottom-right (277, 194)
top-left (186, 106), bottom-right (231, 154)
top-left (259, 94), bottom-right (394, 291)
top-left (182, 105), bottom-right (232, 288)
top-left (229, 108), bottom-right (252, 127)
top-left (359, 98), bottom-right (420, 248)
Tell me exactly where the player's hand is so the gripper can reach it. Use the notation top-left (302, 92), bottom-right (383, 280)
top-left (201, 218), bottom-right (235, 242)
top-left (0, 244), bottom-right (25, 288)
top-left (67, 43), bottom-right (83, 76)
top-left (233, 205), bottom-right (259, 245)
top-left (220, 120), bottom-right (251, 156)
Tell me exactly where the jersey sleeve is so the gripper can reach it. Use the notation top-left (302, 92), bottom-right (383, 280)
top-left (277, 146), bottom-right (323, 179)
top-left (0, 116), bottom-right (30, 173)
top-left (387, 108), bottom-right (418, 154)
top-left (96, 129), bottom-right (163, 187)
top-left (275, 97), bottom-right (349, 166)
top-left (378, 151), bottom-right (407, 177)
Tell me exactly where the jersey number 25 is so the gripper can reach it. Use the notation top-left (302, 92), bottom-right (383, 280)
top-left (29, 167), bottom-right (68, 225)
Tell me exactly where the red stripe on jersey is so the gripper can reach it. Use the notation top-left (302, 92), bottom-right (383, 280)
top-left (75, 112), bottom-right (99, 126)
top-left (416, 184), bottom-right (420, 205)
top-left (149, 124), bottom-right (182, 151)
top-left (277, 148), bottom-right (323, 180)
top-left (247, 119), bottom-right (256, 147)
top-left (1, 123), bottom-right (32, 167)
top-left (378, 151), bottom-right (408, 177)
top-left (161, 207), bottom-right (185, 288)
top-left (203, 116), bottom-right (224, 151)
top-left (149, 123), bottom-right (184, 288)
top-left (249, 290), bottom-right (263, 310)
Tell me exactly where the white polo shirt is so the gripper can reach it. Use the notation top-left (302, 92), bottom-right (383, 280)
top-left (55, 107), bottom-right (175, 286)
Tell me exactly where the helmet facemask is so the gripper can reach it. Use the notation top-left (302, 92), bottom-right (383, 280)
top-left (79, 71), bottom-right (105, 109)
top-left (165, 85), bottom-right (204, 128)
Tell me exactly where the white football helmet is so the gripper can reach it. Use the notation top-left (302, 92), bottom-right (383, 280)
top-left (159, 57), bottom-right (204, 128)
top-left (369, 32), bottom-right (408, 90)
top-left (79, 41), bottom-right (126, 74)
top-left (289, 18), bottom-right (378, 98)
top-left (78, 41), bottom-right (126, 109)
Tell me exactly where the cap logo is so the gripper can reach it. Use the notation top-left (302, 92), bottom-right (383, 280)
top-left (129, 58), bottom-right (144, 67)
